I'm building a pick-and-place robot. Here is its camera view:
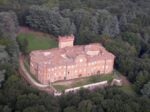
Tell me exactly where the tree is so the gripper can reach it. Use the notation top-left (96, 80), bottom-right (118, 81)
top-left (134, 70), bottom-right (150, 92)
top-left (64, 106), bottom-right (77, 112)
top-left (0, 70), bottom-right (5, 88)
top-left (78, 100), bottom-right (93, 112)
top-left (3, 105), bottom-right (11, 112)
top-left (0, 45), bottom-right (9, 87)
top-left (141, 81), bottom-right (150, 97)
top-left (0, 11), bottom-right (19, 69)
top-left (0, 45), bottom-right (9, 64)
top-left (17, 38), bottom-right (28, 55)
top-left (16, 94), bottom-right (39, 111)
top-left (6, 40), bottom-right (19, 69)
top-left (97, 9), bottom-right (120, 37)
top-left (22, 105), bottom-right (47, 112)
top-left (0, 11), bottom-right (19, 39)
top-left (26, 6), bottom-right (75, 36)
top-left (59, 0), bottom-right (82, 10)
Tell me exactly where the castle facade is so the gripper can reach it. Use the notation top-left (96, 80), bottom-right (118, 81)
top-left (30, 35), bottom-right (115, 84)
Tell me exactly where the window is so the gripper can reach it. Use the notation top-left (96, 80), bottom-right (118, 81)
top-left (106, 65), bottom-right (109, 69)
top-left (102, 66), bottom-right (104, 69)
top-left (107, 60), bottom-right (112, 63)
top-left (80, 59), bottom-right (83, 62)
top-left (31, 63), bottom-right (33, 66)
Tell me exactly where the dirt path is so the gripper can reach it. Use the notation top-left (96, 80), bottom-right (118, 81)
top-left (18, 27), bottom-right (59, 94)
top-left (19, 54), bottom-right (56, 94)
top-left (19, 55), bottom-right (48, 88)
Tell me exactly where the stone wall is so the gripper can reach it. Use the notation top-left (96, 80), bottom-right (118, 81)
top-left (54, 79), bottom-right (122, 96)
top-left (64, 81), bottom-right (108, 93)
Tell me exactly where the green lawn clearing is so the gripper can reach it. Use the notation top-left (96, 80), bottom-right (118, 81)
top-left (17, 33), bottom-right (57, 52)
top-left (53, 73), bottom-right (118, 92)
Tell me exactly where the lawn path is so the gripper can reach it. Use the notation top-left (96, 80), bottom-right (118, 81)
top-left (19, 54), bottom-right (57, 94)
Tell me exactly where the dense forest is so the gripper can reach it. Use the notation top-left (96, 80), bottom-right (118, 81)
top-left (0, 0), bottom-right (150, 112)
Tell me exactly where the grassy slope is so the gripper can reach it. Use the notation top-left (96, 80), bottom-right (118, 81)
top-left (17, 33), bottom-right (57, 52)
top-left (53, 73), bottom-right (117, 92)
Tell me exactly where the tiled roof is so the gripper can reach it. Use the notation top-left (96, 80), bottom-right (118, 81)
top-left (30, 43), bottom-right (115, 67)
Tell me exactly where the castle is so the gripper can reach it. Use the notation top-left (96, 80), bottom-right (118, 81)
top-left (30, 35), bottom-right (115, 84)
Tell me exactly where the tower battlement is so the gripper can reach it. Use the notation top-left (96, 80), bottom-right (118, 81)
top-left (58, 35), bottom-right (74, 48)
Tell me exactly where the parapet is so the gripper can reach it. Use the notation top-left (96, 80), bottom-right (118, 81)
top-left (58, 34), bottom-right (75, 48)
top-left (58, 34), bottom-right (74, 42)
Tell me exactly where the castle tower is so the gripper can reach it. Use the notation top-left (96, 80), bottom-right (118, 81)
top-left (58, 34), bottom-right (75, 48)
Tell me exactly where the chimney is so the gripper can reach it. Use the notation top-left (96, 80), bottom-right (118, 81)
top-left (58, 34), bottom-right (75, 48)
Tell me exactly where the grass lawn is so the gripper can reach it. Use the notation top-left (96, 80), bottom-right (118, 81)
top-left (53, 85), bottom-right (68, 92)
top-left (53, 73), bottom-right (118, 92)
top-left (17, 33), bottom-right (57, 52)
top-left (119, 85), bottom-right (136, 95)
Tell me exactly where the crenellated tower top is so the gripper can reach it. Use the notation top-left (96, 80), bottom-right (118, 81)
top-left (58, 34), bottom-right (75, 48)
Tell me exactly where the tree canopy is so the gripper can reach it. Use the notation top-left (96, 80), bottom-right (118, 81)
top-left (0, 0), bottom-right (150, 112)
